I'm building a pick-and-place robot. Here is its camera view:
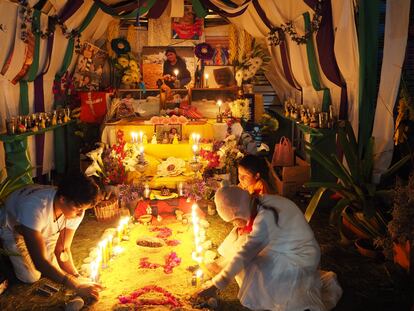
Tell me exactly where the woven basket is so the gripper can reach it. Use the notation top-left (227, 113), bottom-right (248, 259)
top-left (94, 195), bottom-right (119, 222)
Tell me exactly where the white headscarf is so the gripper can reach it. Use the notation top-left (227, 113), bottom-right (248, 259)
top-left (214, 185), bottom-right (251, 222)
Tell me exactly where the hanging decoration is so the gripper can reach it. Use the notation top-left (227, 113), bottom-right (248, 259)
top-left (228, 24), bottom-right (238, 64)
top-left (268, 0), bottom-right (324, 46)
top-left (194, 43), bottom-right (214, 60)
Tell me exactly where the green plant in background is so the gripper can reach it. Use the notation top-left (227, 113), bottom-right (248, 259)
top-left (304, 121), bottom-right (410, 242)
top-left (258, 113), bottom-right (279, 135)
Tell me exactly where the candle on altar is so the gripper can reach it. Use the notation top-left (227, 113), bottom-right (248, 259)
top-left (196, 269), bottom-right (203, 284)
top-left (144, 184), bottom-right (150, 199)
top-left (217, 99), bottom-right (223, 115)
top-left (131, 132), bottom-right (138, 143)
top-left (204, 73), bottom-right (209, 88)
top-left (177, 182), bottom-right (184, 196)
top-left (192, 144), bottom-right (198, 162)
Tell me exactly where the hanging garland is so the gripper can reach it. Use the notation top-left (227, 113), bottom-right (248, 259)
top-left (268, 0), bottom-right (323, 46)
top-left (18, 0), bottom-right (81, 52)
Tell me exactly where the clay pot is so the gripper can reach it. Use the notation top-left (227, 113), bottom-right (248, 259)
top-left (355, 238), bottom-right (384, 259)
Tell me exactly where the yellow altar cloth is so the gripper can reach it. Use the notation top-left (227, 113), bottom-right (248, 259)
top-left (101, 119), bottom-right (223, 146)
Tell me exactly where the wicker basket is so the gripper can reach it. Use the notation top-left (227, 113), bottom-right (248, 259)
top-left (94, 195), bottom-right (119, 221)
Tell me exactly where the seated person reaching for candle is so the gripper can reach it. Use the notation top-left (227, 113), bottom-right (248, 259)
top-left (0, 173), bottom-right (102, 300)
top-left (196, 183), bottom-right (342, 311)
top-left (163, 47), bottom-right (191, 89)
top-left (237, 154), bottom-right (270, 195)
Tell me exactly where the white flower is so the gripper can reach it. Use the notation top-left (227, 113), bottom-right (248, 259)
top-left (235, 69), bottom-right (243, 87)
top-left (157, 157), bottom-right (186, 177)
top-left (86, 144), bottom-right (104, 167)
top-left (123, 157), bottom-right (138, 172)
top-left (85, 161), bottom-right (102, 177)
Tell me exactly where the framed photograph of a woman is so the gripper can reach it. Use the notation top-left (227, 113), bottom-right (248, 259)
top-left (171, 6), bottom-right (203, 40)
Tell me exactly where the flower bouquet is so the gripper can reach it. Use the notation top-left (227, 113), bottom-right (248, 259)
top-left (229, 98), bottom-right (251, 121)
top-left (110, 37), bottom-right (141, 88)
top-left (118, 183), bottom-right (144, 216)
top-left (234, 40), bottom-right (271, 86)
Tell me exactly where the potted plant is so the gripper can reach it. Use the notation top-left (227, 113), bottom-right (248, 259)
top-left (375, 175), bottom-right (414, 273)
top-left (304, 121), bottom-right (410, 249)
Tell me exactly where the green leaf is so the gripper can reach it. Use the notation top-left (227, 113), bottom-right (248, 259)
top-left (329, 198), bottom-right (351, 226)
top-left (304, 187), bottom-right (327, 222)
top-left (380, 154), bottom-right (411, 182)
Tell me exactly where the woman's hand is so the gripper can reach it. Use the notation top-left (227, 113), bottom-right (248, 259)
top-left (196, 282), bottom-right (218, 298)
top-left (75, 282), bottom-right (103, 301)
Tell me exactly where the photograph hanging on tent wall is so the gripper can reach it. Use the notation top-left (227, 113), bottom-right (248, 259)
top-left (141, 46), bottom-right (196, 89)
top-left (171, 5), bottom-right (204, 40)
top-left (73, 42), bottom-right (107, 91)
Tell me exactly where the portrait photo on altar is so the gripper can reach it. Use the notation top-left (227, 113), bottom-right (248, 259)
top-left (203, 65), bottom-right (235, 88)
top-left (171, 5), bottom-right (204, 41)
top-left (154, 124), bottom-right (182, 143)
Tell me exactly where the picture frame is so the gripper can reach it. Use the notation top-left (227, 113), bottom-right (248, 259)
top-left (171, 5), bottom-right (204, 41)
top-left (203, 65), bottom-right (235, 88)
top-left (142, 46), bottom-right (196, 88)
top-left (154, 124), bottom-right (182, 143)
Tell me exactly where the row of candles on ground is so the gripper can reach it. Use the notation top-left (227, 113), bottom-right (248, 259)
top-left (82, 216), bottom-right (131, 283)
top-left (191, 203), bottom-right (205, 286)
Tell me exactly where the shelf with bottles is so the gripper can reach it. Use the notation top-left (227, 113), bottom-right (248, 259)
top-left (0, 109), bottom-right (75, 143)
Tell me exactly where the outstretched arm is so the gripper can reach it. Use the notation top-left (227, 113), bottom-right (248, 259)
top-left (55, 228), bottom-right (79, 277)
top-left (19, 225), bottom-right (102, 300)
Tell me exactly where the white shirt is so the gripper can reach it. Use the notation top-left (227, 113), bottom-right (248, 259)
top-left (2, 185), bottom-right (84, 238)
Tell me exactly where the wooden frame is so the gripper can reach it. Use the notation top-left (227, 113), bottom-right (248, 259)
top-left (154, 124), bottom-right (182, 143)
top-left (203, 65), bottom-right (235, 88)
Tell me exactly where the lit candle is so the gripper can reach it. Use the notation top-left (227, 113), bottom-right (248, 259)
top-left (177, 182), bottom-right (184, 196)
top-left (204, 73), bottom-right (209, 88)
top-left (139, 145), bottom-right (144, 155)
top-left (90, 261), bottom-right (98, 282)
top-left (144, 184), bottom-right (150, 199)
top-left (192, 144), bottom-right (198, 162)
top-left (139, 131), bottom-right (143, 144)
top-left (173, 69), bottom-right (179, 77)
top-left (100, 240), bottom-right (107, 267)
top-left (107, 235), bottom-right (113, 258)
top-left (217, 99), bottom-right (222, 115)
top-left (196, 269), bottom-right (203, 285)
top-left (131, 132), bottom-right (138, 143)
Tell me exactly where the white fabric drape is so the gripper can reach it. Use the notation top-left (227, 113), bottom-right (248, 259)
top-left (331, 0), bottom-right (359, 135)
top-left (372, 0), bottom-right (411, 182)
